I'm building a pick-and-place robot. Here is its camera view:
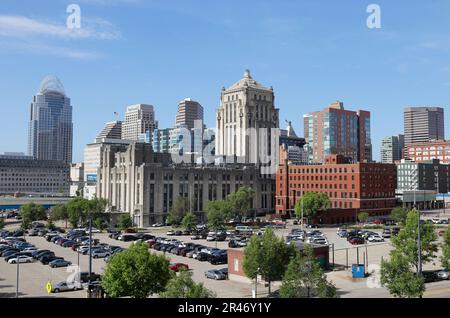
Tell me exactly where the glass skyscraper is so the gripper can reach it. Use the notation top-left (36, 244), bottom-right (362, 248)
top-left (28, 76), bottom-right (73, 164)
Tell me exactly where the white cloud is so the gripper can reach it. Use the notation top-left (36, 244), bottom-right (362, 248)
top-left (0, 15), bottom-right (120, 40)
top-left (75, 0), bottom-right (142, 6)
top-left (0, 40), bottom-right (101, 60)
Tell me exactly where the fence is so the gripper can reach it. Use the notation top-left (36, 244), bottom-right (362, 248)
top-left (329, 242), bottom-right (392, 271)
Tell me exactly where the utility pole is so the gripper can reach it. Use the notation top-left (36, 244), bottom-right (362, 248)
top-left (88, 216), bottom-right (93, 298)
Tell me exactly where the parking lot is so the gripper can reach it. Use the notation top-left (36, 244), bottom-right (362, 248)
top-left (1, 219), bottom-right (448, 298)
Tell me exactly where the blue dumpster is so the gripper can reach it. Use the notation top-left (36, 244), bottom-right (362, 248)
top-left (352, 264), bottom-right (365, 278)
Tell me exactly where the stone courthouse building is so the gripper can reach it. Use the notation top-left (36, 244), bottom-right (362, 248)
top-left (97, 143), bottom-right (275, 227)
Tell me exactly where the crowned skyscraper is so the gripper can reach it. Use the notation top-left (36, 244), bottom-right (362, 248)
top-left (28, 76), bottom-right (73, 164)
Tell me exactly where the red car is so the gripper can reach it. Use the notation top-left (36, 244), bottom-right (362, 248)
top-left (169, 263), bottom-right (189, 272)
top-left (349, 237), bottom-right (365, 245)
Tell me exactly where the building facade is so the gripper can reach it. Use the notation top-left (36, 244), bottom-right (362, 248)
top-left (216, 70), bottom-right (279, 163)
top-left (304, 101), bottom-right (372, 164)
top-left (176, 98), bottom-right (204, 130)
top-left (275, 155), bottom-right (397, 223)
top-left (121, 104), bottom-right (158, 141)
top-left (96, 121), bottom-right (123, 142)
top-left (28, 75), bottom-right (73, 164)
top-left (396, 159), bottom-right (450, 209)
top-left (380, 134), bottom-right (404, 163)
top-left (70, 163), bottom-right (84, 197)
top-left (83, 138), bottom-right (133, 200)
top-left (404, 107), bottom-right (445, 146)
top-left (0, 158), bottom-right (69, 197)
top-left (97, 143), bottom-right (275, 227)
top-left (405, 140), bottom-right (450, 164)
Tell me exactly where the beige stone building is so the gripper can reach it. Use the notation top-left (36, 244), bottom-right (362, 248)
top-left (97, 143), bottom-right (275, 227)
top-left (216, 70), bottom-right (279, 164)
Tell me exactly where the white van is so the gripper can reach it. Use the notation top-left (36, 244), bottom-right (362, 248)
top-left (235, 225), bottom-right (253, 233)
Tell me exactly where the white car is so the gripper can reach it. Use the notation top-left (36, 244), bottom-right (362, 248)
top-left (91, 249), bottom-right (110, 258)
top-left (368, 234), bottom-right (384, 242)
top-left (8, 256), bottom-right (33, 264)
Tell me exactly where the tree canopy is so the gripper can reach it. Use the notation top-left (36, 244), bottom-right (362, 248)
top-left (227, 186), bottom-right (255, 220)
top-left (160, 270), bottom-right (216, 298)
top-left (280, 246), bottom-right (337, 298)
top-left (441, 227), bottom-right (450, 269)
top-left (358, 212), bottom-right (369, 224)
top-left (294, 192), bottom-right (329, 223)
top-left (118, 214), bottom-right (133, 231)
top-left (390, 207), bottom-right (409, 225)
top-left (20, 203), bottom-right (47, 229)
top-left (206, 200), bottom-right (231, 231)
top-left (181, 212), bottom-right (197, 231)
top-left (167, 196), bottom-right (190, 226)
top-left (101, 241), bottom-right (172, 298)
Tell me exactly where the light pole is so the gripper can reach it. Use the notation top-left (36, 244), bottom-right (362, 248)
top-left (16, 255), bottom-right (19, 298)
top-left (300, 184), bottom-right (304, 231)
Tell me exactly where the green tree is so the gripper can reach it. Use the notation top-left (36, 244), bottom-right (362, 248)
top-left (294, 192), bottom-right (329, 224)
top-left (358, 212), bottom-right (369, 224)
top-left (102, 241), bottom-right (172, 298)
top-left (380, 210), bottom-right (438, 298)
top-left (160, 270), bottom-right (216, 298)
top-left (441, 227), bottom-right (450, 269)
top-left (390, 207), bottom-right (409, 226)
top-left (380, 251), bottom-right (425, 298)
top-left (66, 197), bottom-right (88, 228)
top-left (51, 204), bottom-right (69, 228)
top-left (280, 247), bottom-right (337, 298)
top-left (227, 186), bottom-right (255, 220)
top-left (181, 212), bottom-right (197, 231)
top-left (243, 229), bottom-right (295, 295)
top-left (167, 196), bottom-right (190, 226)
top-left (0, 217), bottom-right (5, 230)
top-left (20, 203), bottom-right (47, 229)
top-left (206, 200), bottom-right (230, 231)
top-left (118, 214), bottom-right (133, 231)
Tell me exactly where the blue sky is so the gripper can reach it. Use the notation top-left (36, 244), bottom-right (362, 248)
top-left (0, 0), bottom-right (449, 162)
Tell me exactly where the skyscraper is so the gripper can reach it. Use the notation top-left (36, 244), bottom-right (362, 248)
top-left (95, 121), bottom-right (123, 142)
top-left (121, 104), bottom-right (158, 141)
top-left (380, 134), bottom-right (404, 163)
top-left (404, 107), bottom-right (445, 146)
top-left (28, 75), bottom-right (73, 164)
top-left (176, 98), bottom-right (204, 130)
top-left (216, 70), bottom-right (279, 163)
top-left (303, 101), bottom-right (372, 163)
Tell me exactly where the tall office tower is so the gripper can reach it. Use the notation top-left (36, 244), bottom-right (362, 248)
top-left (303, 101), bottom-right (372, 163)
top-left (404, 107), bottom-right (445, 145)
top-left (216, 70), bottom-right (279, 163)
top-left (95, 121), bottom-right (123, 142)
top-left (28, 75), bottom-right (73, 164)
top-left (121, 104), bottom-right (158, 141)
top-left (380, 134), bottom-right (404, 163)
top-left (176, 98), bottom-right (204, 130)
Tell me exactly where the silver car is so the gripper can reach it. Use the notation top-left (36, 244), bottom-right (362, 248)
top-left (205, 269), bottom-right (226, 280)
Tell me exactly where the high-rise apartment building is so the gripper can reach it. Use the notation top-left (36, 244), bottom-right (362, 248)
top-left (121, 104), bottom-right (158, 141)
top-left (404, 107), bottom-right (445, 146)
top-left (176, 98), bottom-right (204, 130)
top-left (303, 101), bottom-right (372, 163)
top-left (216, 70), bottom-right (279, 163)
top-left (28, 76), bottom-right (73, 164)
top-left (380, 134), bottom-right (404, 163)
top-left (96, 121), bottom-right (123, 142)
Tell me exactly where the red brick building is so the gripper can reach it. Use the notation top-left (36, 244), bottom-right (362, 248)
top-left (405, 140), bottom-right (450, 164)
top-left (275, 155), bottom-right (397, 223)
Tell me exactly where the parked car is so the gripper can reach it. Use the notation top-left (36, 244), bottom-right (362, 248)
top-left (8, 255), bottom-right (33, 264)
top-left (92, 249), bottom-right (110, 258)
top-left (166, 230), bottom-right (175, 236)
top-left (367, 234), bottom-right (384, 242)
top-left (209, 252), bottom-right (227, 265)
top-left (169, 263), bottom-right (189, 272)
top-left (32, 250), bottom-right (53, 259)
top-left (205, 269), bottom-right (227, 280)
top-left (49, 259), bottom-right (72, 268)
top-left (51, 281), bottom-right (82, 293)
top-left (349, 237), bottom-right (365, 245)
top-left (436, 269), bottom-right (449, 280)
top-left (381, 229), bottom-right (392, 238)
top-left (40, 255), bottom-right (63, 265)
top-left (336, 229), bottom-right (349, 238)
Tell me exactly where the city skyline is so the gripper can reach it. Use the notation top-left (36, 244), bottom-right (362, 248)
top-left (1, 0), bottom-right (450, 162)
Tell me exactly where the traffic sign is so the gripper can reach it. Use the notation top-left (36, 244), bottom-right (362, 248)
top-left (46, 281), bottom-right (52, 294)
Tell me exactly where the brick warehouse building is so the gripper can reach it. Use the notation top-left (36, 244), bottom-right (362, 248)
top-left (275, 155), bottom-right (397, 224)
